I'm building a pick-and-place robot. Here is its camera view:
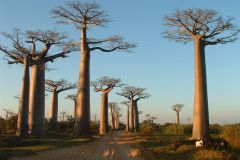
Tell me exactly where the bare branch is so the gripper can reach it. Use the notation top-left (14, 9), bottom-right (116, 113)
top-left (91, 76), bottom-right (123, 93)
top-left (163, 8), bottom-right (240, 44)
top-left (51, 1), bottom-right (110, 28)
top-left (45, 79), bottom-right (77, 93)
top-left (89, 35), bottom-right (136, 52)
top-left (117, 86), bottom-right (150, 101)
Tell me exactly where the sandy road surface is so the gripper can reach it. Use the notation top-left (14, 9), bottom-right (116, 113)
top-left (11, 131), bottom-right (142, 160)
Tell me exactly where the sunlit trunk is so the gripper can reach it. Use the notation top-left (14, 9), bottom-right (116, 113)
top-left (99, 93), bottom-right (108, 134)
top-left (129, 98), bottom-right (134, 131)
top-left (126, 106), bottom-right (129, 132)
top-left (16, 56), bottom-right (29, 136)
top-left (192, 36), bottom-right (209, 140)
top-left (133, 101), bottom-right (139, 132)
top-left (28, 63), bottom-right (45, 137)
top-left (110, 106), bottom-right (115, 130)
top-left (115, 113), bottom-right (119, 130)
top-left (176, 112), bottom-right (180, 125)
top-left (75, 25), bottom-right (91, 137)
top-left (49, 90), bottom-right (58, 123)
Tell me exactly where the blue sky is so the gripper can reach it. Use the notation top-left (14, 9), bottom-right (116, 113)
top-left (0, 0), bottom-right (240, 124)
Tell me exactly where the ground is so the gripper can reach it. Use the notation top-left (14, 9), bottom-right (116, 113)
top-left (10, 131), bottom-right (142, 160)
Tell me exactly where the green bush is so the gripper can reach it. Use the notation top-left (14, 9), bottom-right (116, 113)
top-left (209, 124), bottom-right (222, 134)
top-left (140, 123), bottom-right (159, 135)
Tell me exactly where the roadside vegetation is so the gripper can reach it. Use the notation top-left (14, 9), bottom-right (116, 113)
top-left (0, 113), bottom-right (99, 160)
top-left (127, 119), bottom-right (240, 160)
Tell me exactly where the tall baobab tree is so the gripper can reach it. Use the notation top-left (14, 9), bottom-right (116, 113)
top-left (117, 86), bottom-right (150, 132)
top-left (0, 29), bottom-right (34, 136)
top-left (51, 1), bottom-right (136, 136)
top-left (114, 107), bottom-right (121, 130)
top-left (108, 102), bottom-right (118, 130)
top-left (26, 30), bottom-right (77, 137)
top-left (121, 101), bottom-right (130, 132)
top-left (163, 8), bottom-right (240, 140)
top-left (91, 77), bottom-right (123, 134)
top-left (46, 79), bottom-right (77, 123)
top-left (65, 94), bottom-right (77, 118)
top-left (172, 104), bottom-right (184, 126)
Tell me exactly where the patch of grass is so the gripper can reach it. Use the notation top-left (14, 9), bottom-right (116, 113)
top-left (128, 133), bottom-right (240, 160)
top-left (0, 135), bottom-right (93, 160)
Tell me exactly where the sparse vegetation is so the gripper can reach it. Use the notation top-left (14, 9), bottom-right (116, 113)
top-left (129, 123), bottom-right (240, 160)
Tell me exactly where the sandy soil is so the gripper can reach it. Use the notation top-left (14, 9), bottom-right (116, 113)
top-left (10, 131), bottom-right (143, 160)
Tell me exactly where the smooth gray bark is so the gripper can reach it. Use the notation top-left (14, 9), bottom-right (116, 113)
top-left (192, 37), bottom-right (209, 140)
top-left (129, 98), bottom-right (134, 132)
top-left (99, 93), bottom-right (108, 134)
top-left (49, 91), bottom-right (58, 123)
top-left (28, 63), bottom-right (45, 137)
top-left (75, 26), bottom-right (91, 137)
top-left (16, 56), bottom-right (30, 136)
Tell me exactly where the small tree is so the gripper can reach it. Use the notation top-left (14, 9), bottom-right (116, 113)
top-left (163, 8), bottom-right (239, 140)
top-left (59, 111), bottom-right (67, 122)
top-left (46, 79), bottom-right (77, 123)
top-left (52, 1), bottom-right (136, 137)
top-left (65, 94), bottom-right (77, 118)
top-left (172, 104), bottom-right (184, 126)
top-left (91, 77), bottom-right (123, 134)
top-left (117, 86), bottom-right (150, 132)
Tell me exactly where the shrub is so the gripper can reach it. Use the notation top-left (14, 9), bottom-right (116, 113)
top-left (221, 125), bottom-right (240, 147)
top-left (209, 124), bottom-right (222, 134)
top-left (140, 123), bottom-right (159, 135)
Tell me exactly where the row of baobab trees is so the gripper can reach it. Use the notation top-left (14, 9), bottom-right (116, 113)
top-left (1, 1), bottom-right (240, 140)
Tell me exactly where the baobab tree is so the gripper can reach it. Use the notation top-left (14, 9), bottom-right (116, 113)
top-left (163, 8), bottom-right (240, 140)
top-left (51, 1), bottom-right (136, 136)
top-left (46, 79), bottom-right (77, 123)
top-left (59, 111), bottom-right (67, 122)
top-left (65, 94), bottom-right (77, 118)
top-left (171, 104), bottom-right (184, 126)
top-left (114, 107), bottom-right (121, 130)
top-left (108, 102), bottom-right (118, 130)
top-left (121, 101), bottom-right (130, 132)
top-left (26, 30), bottom-right (77, 137)
top-left (0, 29), bottom-right (34, 136)
top-left (117, 86), bottom-right (150, 132)
top-left (91, 77), bottom-right (123, 134)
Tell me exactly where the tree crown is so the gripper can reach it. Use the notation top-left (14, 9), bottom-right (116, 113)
top-left (163, 8), bottom-right (240, 45)
top-left (91, 76), bottom-right (123, 93)
top-left (45, 79), bottom-right (77, 93)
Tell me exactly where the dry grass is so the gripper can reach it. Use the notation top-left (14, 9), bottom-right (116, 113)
top-left (127, 133), bottom-right (240, 160)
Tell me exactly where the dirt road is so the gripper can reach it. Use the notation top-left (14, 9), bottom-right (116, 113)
top-left (11, 131), bottom-right (143, 160)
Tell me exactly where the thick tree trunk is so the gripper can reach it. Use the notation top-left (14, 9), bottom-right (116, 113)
top-left (133, 101), bottom-right (139, 132)
top-left (129, 98), bottom-right (134, 132)
top-left (126, 106), bottom-right (129, 132)
top-left (99, 93), bottom-right (108, 134)
top-left (110, 106), bottom-right (115, 130)
top-left (49, 91), bottom-right (58, 123)
top-left (75, 25), bottom-right (91, 137)
top-left (176, 112), bottom-right (180, 125)
top-left (115, 114), bottom-right (119, 130)
top-left (28, 63), bottom-right (45, 137)
top-left (192, 37), bottom-right (209, 140)
top-left (16, 57), bottom-right (29, 136)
